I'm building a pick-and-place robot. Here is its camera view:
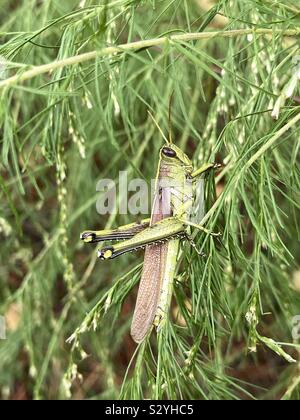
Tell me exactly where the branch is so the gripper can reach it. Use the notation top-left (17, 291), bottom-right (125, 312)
top-left (1, 28), bottom-right (300, 89)
top-left (244, 111), bottom-right (300, 170)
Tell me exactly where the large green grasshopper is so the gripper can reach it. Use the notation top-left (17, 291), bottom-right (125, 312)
top-left (81, 126), bottom-right (220, 343)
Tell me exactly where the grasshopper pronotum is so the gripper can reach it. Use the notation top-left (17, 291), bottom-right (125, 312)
top-left (81, 113), bottom-right (220, 343)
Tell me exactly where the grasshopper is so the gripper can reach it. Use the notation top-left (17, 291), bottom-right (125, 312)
top-left (80, 114), bottom-right (220, 343)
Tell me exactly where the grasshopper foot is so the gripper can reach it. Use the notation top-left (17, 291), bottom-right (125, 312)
top-left (80, 231), bottom-right (96, 243)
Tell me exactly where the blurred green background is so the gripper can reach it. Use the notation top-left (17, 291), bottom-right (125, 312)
top-left (0, 0), bottom-right (300, 400)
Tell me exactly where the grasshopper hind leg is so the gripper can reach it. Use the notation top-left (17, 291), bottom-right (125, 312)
top-left (80, 218), bottom-right (150, 243)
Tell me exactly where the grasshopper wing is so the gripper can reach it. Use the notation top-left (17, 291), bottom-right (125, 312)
top-left (130, 242), bottom-right (168, 342)
top-left (130, 186), bottom-right (171, 343)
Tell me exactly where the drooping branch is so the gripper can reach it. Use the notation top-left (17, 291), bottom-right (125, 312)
top-left (0, 28), bottom-right (299, 90)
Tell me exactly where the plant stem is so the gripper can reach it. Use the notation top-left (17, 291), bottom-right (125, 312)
top-left (1, 28), bottom-right (300, 89)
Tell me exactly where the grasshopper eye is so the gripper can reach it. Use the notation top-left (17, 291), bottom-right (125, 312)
top-left (162, 147), bottom-right (176, 158)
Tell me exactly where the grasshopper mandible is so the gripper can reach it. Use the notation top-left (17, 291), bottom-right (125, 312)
top-left (80, 113), bottom-right (220, 343)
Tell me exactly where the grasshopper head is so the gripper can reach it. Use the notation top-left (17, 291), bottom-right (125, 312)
top-left (161, 144), bottom-right (192, 168)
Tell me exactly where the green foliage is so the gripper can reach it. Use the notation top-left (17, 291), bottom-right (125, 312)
top-left (0, 0), bottom-right (300, 400)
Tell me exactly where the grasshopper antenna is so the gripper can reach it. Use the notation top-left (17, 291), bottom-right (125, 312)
top-left (168, 91), bottom-right (175, 144)
top-left (147, 110), bottom-right (169, 144)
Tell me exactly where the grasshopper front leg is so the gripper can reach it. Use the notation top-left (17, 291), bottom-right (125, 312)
top-left (80, 218), bottom-right (150, 243)
top-left (191, 162), bottom-right (222, 179)
top-left (181, 219), bottom-right (221, 237)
